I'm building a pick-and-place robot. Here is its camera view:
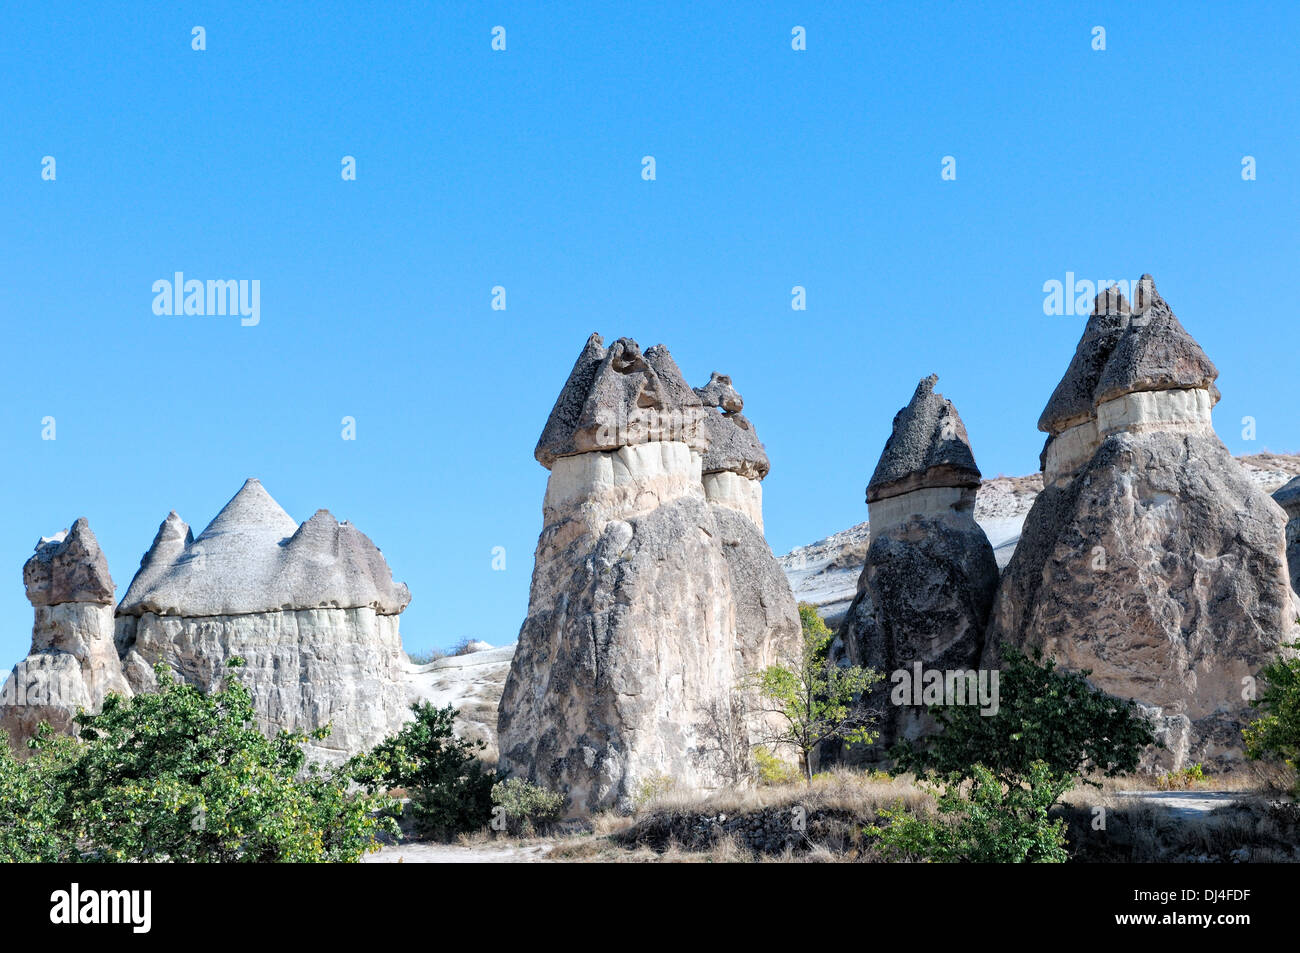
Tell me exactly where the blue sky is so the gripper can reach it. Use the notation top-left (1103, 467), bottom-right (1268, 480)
top-left (1, 2), bottom-right (1297, 663)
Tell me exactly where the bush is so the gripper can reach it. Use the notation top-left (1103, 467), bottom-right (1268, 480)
top-left (871, 762), bottom-right (1069, 863)
top-left (1156, 763), bottom-right (1207, 791)
top-left (491, 778), bottom-right (564, 836)
top-left (349, 701), bottom-right (495, 840)
top-left (1244, 641), bottom-right (1300, 793)
top-left (14, 660), bottom-right (394, 862)
top-left (754, 748), bottom-right (801, 786)
top-left (893, 645), bottom-right (1156, 806)
top-left (0, 729), bottom-right (73, 862)
top-left (633, 773), bottom-right (677, 807)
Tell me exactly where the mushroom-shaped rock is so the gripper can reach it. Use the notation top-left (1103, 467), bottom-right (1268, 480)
top-left (987, 277), bottom-right (1298, 771)
top-left (830, 376), bottom-right (997, 761)
top-left (2, 519), bottom-right (131, 749)
top-left (500, 334), bottom-right (798, 813)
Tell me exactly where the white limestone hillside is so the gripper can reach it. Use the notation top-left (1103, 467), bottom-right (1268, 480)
top-left (402, 645), bottom-right (515, 758)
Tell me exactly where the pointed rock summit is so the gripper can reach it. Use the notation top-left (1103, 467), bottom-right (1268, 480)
top-left (831, 376), bottom-right (998, 759)
top-left (988, 276), bottom-right (1298, 769)
top-left (867, 375), bottom-right (981, 504)
top-left (2, 519), bottom-right (131, 748)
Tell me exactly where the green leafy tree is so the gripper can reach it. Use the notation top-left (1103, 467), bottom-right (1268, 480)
top-left (893, 645), bottom-right (1156, 808)
top-left (0, 727), bottom-right (75, 862)
top-left (871, 761), bottom-right (1069, 863)
top-left (1244, 641), bottom-right (1300, 792)
top-left (41, 660), bottom-right (394, 862)
top-left (747, 603), bottom-right (882, 782)
top-left (349, 701), bottom-right (495, 839)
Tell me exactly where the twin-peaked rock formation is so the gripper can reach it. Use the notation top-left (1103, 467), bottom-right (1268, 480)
top-left (830, 375), bottom-right (998, 756)
top-left (498, 334), bottom-right (798, 813)
top-left (2, 481), bottom-right (412, 761)
top-left (987, 276), bottom-right (1299, 768)
top-left (0, 520), bottom-right (132, 743)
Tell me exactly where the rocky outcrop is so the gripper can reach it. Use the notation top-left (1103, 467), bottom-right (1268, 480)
top-left (115, 480), bottom-right (411, 760)
top-left (987, 277), bottom-right (1299, 770)
top-left (1275, 476), bottom-right (1300, 595)
top-left (830, 376), bottom-right (998, 758)
top-left (1, 520), bottom-right (132, 748)
top-left (499, 335), bottom-right (796, 814)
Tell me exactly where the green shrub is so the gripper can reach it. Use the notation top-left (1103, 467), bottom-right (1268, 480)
top-left (894, 645), bottom-right (1156, 807)
top-left (1244, 641), bottom-right (1300, 793)
top-left (633, 772), bottom-right (677, 807)
top-left (1156, 763), bottom-right (1207, 790)
top-left (349, 701), bottom-right (495, 840)
top-left (754, 748), bottom-right (801, 786)
top-left (0, 728), bottom-right (74, 862)
top-left (491, 778), bottom-right (564, 836)
top-left (24, 660), bottom-right (394, 862)
top-left (870, 762), bottom-right (1069, 863)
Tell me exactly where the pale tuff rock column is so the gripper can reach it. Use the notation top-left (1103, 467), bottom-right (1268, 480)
top-left (1, 519), bottom-right (132, 748)
top-left (693, 372), bottom-right (801, 768)
top-left (498, 335), bottom-right (748, 814)
top-left (987, 276), bottom-right (1299, 770)
top-left (693, 372), bottom-right (800, 675)
top-left (1273, 477), bottom-right (1300, 596)
top-left (830, 375), bottom-right (998, 759)
top-left (114, 479), bottom-right (412, 761)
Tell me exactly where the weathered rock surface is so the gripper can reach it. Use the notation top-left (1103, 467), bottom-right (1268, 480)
top-left (1274, 476), bottom-right (1300, 595)
top-left (115, 480), bottom-right (411, 759)
top-left (500, 336), bottom-right (796, 814)
top-left (831, 376), bottom-right (998, 758)
top-left (1, 520), bottom-right (132, 748)
top-left (987, 278), bottom-right (1299, 770)
top-left (693, 371), bottom-right (798, 679)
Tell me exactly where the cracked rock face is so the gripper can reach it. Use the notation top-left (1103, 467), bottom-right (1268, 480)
top-left (500, 338), bottom-right (798, 814)
top-left (115, 480), bottom-right (411, 760)
top-left (1, 519), bottom-right (132, 749)
top-left (1272, 476), bottom-right (1300, 596)
top-left (988, 278), bottom-right (1299, 770)
top-left (831, 376), bottom-right (997, 759)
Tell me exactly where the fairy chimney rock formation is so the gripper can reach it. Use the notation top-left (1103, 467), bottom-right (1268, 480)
top-left (988, 275), bottom-right (1298, 769)
top-left (1, 519), bottom-right (132, 747)
top-left (832, 375), bottom-right (998, 756)
top-left (115, 479), bottom-right (411, 760)
top-left (500, 335), bottom-right (798, 814)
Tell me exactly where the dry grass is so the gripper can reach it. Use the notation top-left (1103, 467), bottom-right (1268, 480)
top-left (635, 766), bottom-right (932, 817)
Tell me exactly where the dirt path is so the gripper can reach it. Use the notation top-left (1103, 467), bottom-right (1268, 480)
top-left (1113, 790), bottom-right (1239, 820)
top-left (362, 842), bottom-right (553, 863)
